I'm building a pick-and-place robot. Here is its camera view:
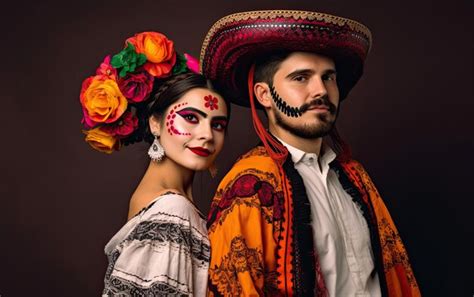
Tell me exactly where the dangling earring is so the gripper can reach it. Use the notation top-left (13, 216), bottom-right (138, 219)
top-left (209, 163), bottom-right (218, 178)
top-left (148, 135), bottom-right (165, 162)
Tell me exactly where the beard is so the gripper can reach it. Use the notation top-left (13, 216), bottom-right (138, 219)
top-left (274, 104), bottom-right (338, 139)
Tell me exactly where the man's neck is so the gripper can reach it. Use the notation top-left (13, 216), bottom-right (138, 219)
top-left (269, 125), bottom-right (323, 155)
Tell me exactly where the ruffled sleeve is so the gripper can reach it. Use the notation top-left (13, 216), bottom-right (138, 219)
top-left (103, 194), bottom-right (210, 296)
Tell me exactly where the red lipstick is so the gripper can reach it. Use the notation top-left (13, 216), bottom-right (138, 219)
top-left (188, 147), bottom-right (211, 157)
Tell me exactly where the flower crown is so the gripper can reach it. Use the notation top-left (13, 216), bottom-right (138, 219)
top-left (79, 31), bottom-right (199, 154)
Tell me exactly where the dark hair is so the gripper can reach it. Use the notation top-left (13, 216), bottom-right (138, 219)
top-left (254, 51), bottom-right (292, 85)
top-left (140, 72), bottom-right (230, 144)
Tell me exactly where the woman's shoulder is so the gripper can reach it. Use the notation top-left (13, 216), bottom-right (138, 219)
top-left (141, 192), bottom-right (205, 224)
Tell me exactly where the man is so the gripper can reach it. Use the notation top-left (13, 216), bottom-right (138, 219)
top-left (200, 10), bottom-right (420, 297)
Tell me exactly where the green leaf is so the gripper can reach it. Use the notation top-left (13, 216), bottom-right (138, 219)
top-left (110, 42), bottom-right (147, 77)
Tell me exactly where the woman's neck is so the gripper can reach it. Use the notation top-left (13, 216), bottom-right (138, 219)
top-left (128, 159), bottom-right (195, 220)
top-left (143, 159), bottom-right (195, 198)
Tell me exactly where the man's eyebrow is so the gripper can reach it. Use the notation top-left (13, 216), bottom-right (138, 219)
top-left (285, 68), bottom-right (337, 79)
top-left (323, 69), bottom-right (337, 76)
top-left (285, 69), bottom-right (315, 79)
top-left (177, 107), bottom-right (208, 118)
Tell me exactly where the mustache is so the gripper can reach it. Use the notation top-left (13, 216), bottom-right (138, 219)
top-left (299, 96), bottom-right (337, 114)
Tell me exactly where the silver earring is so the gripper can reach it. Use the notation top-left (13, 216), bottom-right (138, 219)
top-left (148, 136), bottom-right (165, 162)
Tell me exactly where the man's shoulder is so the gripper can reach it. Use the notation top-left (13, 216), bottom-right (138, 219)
top-left (222, 146), bottom-right (280, 180)
top-left (216, 146), bottom-right (283, 192)
top-left (234, 145), bottom-right (278, 170)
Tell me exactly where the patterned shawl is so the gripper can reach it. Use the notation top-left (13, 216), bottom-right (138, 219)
top-left (207, 146), bottom-right (420, 296)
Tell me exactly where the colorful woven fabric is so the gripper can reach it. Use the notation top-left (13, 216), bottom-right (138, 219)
top-left (207, 146), bottom-right (420, 296)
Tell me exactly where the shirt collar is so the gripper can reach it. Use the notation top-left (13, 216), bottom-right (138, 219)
top-left (275, 136), bottom-right (337, 167)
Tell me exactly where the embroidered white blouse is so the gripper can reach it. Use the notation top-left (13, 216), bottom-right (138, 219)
top-left (102, 193), bottom-right (210, 296)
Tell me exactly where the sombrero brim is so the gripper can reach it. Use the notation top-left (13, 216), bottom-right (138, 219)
top-left (200, 10), bottom-right (372, 107)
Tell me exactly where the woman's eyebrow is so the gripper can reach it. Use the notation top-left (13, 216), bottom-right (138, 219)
top-left (211, 115), bottom-right (228, 121)
top-left (177, 107), bottom-right (208, 118)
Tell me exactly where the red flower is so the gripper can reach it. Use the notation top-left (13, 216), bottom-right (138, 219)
top-left (95, 55), bottom-right (117, 79)
top-left (118, 71), bottom-right (154, 103)
top-left (102, 111), bottom-right (139, 138)
top-left (204, 95), bottom-right (219, 110)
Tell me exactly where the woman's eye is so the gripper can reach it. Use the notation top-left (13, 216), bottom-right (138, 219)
top-left (212, 121), bottom-right (227, 131)
top-left (177, 112), bottom-right (198, 123)
top-left (184, 114), bottom-right (197, 122)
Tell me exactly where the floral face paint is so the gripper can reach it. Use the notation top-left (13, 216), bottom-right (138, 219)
top-left (204, 94), bottom-right (219, 111)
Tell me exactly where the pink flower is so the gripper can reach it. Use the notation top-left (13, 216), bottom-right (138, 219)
top-left (118, 71), bottom-right (154, 103)
top-left (204, 95), bottom-right (219, 110)
top-left (184, 53), bottom-right (199, 73)
top-left (96, 55), bottom-right (117, 79)
top-left (102, 111), bottom-right (139, 138)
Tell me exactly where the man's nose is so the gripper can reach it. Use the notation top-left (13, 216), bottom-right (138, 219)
top-left (309, 76), bottom-right (328, 98)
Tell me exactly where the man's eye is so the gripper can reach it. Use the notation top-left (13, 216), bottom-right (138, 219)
top-left (323, 74), bottom-right (337, 81)
top-left (293, 76), bottom-right (307, 82)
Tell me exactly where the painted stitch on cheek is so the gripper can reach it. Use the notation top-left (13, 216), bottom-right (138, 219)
top-left (166, 102), bottom-right (191, 136)
top-left (269, 85), bottom-right (303, 118)
top-left (204, 95), bottom-right (219, 111)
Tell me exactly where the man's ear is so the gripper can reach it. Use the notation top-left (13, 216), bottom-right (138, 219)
top-left (149, 115), bottom-right (162, 137)
top-left (254, 82), bottom-right (273, 108)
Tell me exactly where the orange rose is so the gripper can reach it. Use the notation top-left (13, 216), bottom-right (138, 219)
top-left (126, 32), bottom-right (176, 77)
top-left (83, 127), bottom-right (119, 154)
top-left (80, 76), bottom-right (128, 127)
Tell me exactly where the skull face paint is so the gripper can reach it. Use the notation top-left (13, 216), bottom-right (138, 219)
top-left (158, 88), bottom-right (228, 172)
top-left (166, 102), bottom-right (191, 136)
top-left (269, 84), bottom-right (303, 117)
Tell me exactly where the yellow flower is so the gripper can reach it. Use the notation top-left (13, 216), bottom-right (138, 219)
top-left (80, 76), bottom-right (128, 126)
top-left (83, 127), bottom-right (119, 154)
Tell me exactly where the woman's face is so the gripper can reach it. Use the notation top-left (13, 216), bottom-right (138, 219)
top-left (152, 88), bottom-right (228, 171)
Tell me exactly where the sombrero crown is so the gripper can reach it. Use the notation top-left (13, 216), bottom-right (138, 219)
top-left (200, 10), bottom-right (372, 106)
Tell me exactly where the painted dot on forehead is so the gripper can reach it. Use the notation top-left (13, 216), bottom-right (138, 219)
top-left (203, 95), bottom-right (219, 111)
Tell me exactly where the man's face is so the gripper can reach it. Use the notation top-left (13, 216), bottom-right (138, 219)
top-left (268, 52), bottom-right (339, 139)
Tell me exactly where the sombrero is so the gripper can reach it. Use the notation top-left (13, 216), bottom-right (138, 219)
top-left (200, 10), bottom-right (372, 106)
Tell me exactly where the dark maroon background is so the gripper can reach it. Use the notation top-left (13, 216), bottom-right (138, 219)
top-left (1, 0), bottom-right (472, 296)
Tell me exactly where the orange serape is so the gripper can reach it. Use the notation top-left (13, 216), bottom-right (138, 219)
top-left (207, 146), bottom-right (420, 296)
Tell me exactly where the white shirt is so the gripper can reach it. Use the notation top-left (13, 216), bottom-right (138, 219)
top-left (103, 193), bottom-right (209, 296)
top-left (279, 139), bottom-right (381, 297)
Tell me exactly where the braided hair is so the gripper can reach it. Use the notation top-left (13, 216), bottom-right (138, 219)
top-left (123, 72), bottom-right (230, 146)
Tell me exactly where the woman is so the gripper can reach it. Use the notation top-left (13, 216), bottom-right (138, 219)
top-left (79, 31), bottom-right (229, 296)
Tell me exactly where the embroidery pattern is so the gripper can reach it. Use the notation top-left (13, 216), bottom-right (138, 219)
top-left (207, 169), bottom-right (284, 231)
top-left (210, 236), bottom-right (264, 296)
top-left (104, 275), bottom-right (190, 296)
top-left (125, 219), bottom-right (210, 263)
top-left (379, 218), bottom-right (418, 287)
top-left (104, 206), bottom-right (210, 295)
